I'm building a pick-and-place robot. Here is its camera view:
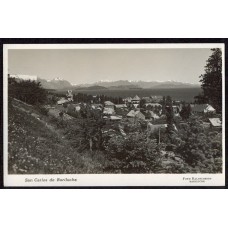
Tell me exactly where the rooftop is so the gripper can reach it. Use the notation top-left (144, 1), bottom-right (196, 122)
top-left (209, 118), bottom-right (222, 127)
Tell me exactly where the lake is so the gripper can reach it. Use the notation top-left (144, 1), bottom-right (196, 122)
top-left (71, 87), bottom-right (202, 102)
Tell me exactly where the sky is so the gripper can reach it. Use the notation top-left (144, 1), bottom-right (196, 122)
top-left (8, 48), bottom-right (212, 85)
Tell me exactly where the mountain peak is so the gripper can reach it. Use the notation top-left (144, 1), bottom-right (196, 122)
top-left (53, 77), bottom-right (64, 81)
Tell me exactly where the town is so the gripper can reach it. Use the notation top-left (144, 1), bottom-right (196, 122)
top-left (46, 89), bottom-right (221, 133)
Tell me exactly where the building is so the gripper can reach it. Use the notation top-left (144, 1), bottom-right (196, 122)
top-left (66, 90), bottom-right (73, 102)
top-left (104, 101), bottom-right (115, 109)
top-left (103, 107), bottom-right (115, 115)
top-left (192, 104), bottom-right (215, 114)
top-left (91, 104), bottom-right (103, 110)
top-left (131, 95), bottom-right (141, 104)
top-left (151, 96), bottom-right (163, 103)
top-left (127, 110), bottom-right (145, 120)
top-left (57, 97), bottom-right (68, 105)
top-left (145, 103), bottom-right (162, 108)
top-left (123, 97), bottom-right (132, 103)
top-left (115, 104), bottom-right (127, 109)
top-left (142, 97), bottom-right (152, 103)
top-left (110, 115), bottom-right (122, 121)
top-left (208, 118), bottom-right (222, 129)
top-left (147, 122), bottom-right (167, 133)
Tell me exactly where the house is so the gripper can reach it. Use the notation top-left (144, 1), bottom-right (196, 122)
top-left (127, 110), bottom-right (145, 120)
top-left (192, 104), bottom-right (215, 114)
top-left (66, 90), bottom-right (73, 102)
top-left (115, 104), bottom-right (127, 109)
top-left (147, 122), bottom-right (167, 133)
top-left (115, 107), bottom-right (129, 117)
top-left (145, 103), bottom-right (162, 108)
top-left (208, 118), bottom-right (222, 129)
top-left (110, 115), bottom-right (122, 121)
top-left (103, 107), bottom-right (115, 115)
top-left (123, 97), bottom-right (132, 103)
top-left (151, 96), bottom-right (163, 103)
top-left (131, 95), bottom-right (141, 104)
top-left (92, 104), bottom-right (103, 110)
top-left (104, 101), bottom-right (115, 109)
top-left (57, 97), bottom-right (68, 105)
top-left (142, 97), bottom-right (152, 103)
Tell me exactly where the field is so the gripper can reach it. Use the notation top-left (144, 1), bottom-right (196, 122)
top-left (60, 87), bottom-right (202, 102)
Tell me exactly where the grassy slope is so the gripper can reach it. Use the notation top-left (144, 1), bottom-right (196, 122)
top-left (8, 100), bottom-right (105, 174)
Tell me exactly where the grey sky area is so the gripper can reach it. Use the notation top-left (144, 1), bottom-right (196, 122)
top-left (8, 48), bottom-right (212, 84)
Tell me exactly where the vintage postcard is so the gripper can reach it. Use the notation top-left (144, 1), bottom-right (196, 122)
top-left (3, 42), bottom-right (225, 187)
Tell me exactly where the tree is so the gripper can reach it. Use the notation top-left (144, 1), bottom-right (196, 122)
top-left (104, 132), bottom-right (164, 173)
top-left (198, 48), bottom-right (222, 112)
top-left (180, 104), bottom-right (191, 120)
top-left (139, 99), bottom-right (146, 108)
top-left (8, 76), bottom-right (47, 105)
top-left (161, 96), bottom-right (166, 114)
top-left (165, 96), bottom-right (175, 133)
top-left (79, 104), bottom-right (105, 151)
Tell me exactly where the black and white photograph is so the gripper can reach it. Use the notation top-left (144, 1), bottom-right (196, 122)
top-left (3, 43), bottom-right (225, 186)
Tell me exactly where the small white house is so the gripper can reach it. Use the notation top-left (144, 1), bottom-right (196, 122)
top-left (192, 104), bottom-right (215, 114)
top-left (103, 107), bottom-right (115, 115)
top-left (57, 98), bottom-right (68, 105)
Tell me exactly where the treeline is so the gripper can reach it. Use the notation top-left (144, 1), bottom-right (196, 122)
top-left (195, 48), bottom-right (222, 112)
top-left (73, 93), bottom-right (123, 104)
top-left (8, 76), bottom-right (47, 105)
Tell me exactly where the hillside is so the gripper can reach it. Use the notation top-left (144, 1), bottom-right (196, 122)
top-left (8, 99), bottom-right (105, 174)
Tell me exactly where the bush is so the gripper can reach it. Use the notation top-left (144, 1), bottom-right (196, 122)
top-left (104, 131), bottom-right (164, 173)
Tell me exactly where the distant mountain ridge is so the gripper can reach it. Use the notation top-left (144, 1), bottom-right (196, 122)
top-left (38, 77), bottom-right (72, 90)
top-left (36, 77), bottom-right (200, 90)
top-left (76, 80), bottom-right (200, 89)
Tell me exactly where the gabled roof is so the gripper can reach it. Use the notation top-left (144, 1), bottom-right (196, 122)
top-left (127, 110), bottom-right (145, 118)
top-left (104, 101), bottom-right (114, 106)
top-left (132, 95), bottom-right (141, 100)
top-left (124, 97), bottom-right (132, 100)
top-left (127, 110), bottom-right (136, 117)
top-left (209, 118), bottom-right (222, 127)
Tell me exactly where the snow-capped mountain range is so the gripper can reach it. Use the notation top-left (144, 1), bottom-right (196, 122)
top-left (37, 77), bottom-right (200, 90)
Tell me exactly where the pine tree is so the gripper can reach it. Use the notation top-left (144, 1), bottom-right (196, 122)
top-left (198, 48), bottom-right (222, 112)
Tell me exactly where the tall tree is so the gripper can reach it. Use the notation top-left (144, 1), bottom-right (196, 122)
top-left (165, 96), bottom-right (175, 133)
top-left (198, 48), bottom-right (222, 112)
